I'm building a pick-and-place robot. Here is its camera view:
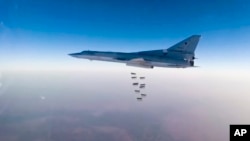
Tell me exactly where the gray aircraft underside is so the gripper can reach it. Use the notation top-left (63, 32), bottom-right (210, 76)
top-left (69, 35), bottom-right (201, 69)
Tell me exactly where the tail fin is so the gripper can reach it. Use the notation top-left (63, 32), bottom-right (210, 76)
top-left (167, 35), bottom-right (201, 54)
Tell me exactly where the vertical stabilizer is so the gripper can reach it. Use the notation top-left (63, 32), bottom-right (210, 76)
top-left (167, 35), bottom-right (201, 54)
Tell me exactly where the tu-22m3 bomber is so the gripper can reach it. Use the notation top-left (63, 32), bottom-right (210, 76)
top-left (69, 35), bottom-right (201, 69)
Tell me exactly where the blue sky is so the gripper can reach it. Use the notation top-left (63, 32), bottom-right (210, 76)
top-left (0, 0), bottom-right (250, 70)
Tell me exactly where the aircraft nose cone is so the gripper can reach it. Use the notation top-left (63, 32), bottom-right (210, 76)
top-left (68, 53), bottom-right (78, 57)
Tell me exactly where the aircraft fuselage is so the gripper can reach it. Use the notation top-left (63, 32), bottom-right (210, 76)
top-left (69, 35), bottom-right (200, 69)
top-left (69, 50), bottom-right (191, 68)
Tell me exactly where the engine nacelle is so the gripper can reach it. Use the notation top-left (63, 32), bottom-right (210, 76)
top-left (190, 60), bottom-right (194, 66)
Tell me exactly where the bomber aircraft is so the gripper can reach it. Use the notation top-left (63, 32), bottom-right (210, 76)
top-left (69, 35), bottom-right (201, 68)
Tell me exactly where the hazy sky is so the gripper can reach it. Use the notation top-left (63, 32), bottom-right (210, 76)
top-left (0, 0), bottom-right (250, 70)
top-left (0, 70), bottom-right (250, 141)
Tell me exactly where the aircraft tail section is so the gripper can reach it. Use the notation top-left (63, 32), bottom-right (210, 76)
top-left (167, 35), bottom-right (201, 54)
